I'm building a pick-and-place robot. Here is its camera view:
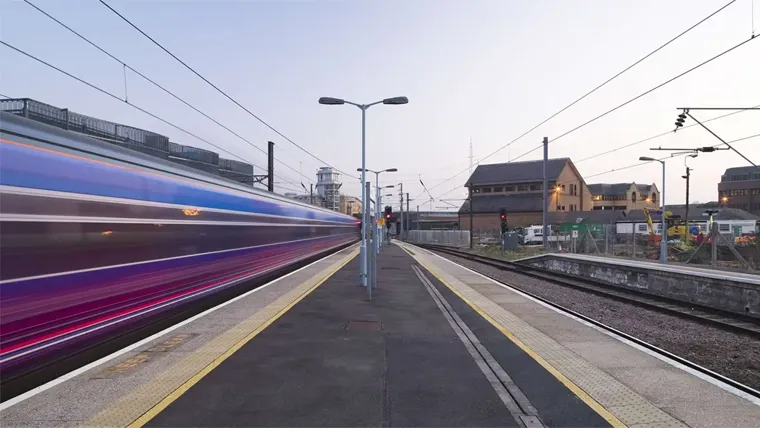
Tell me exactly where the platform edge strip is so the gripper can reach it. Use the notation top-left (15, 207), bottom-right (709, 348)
top-left (128, 249), bottom-right (357, 428)
top-left (397, 243), bottom-right (627, 428)
top-left (77, 248), bottom-right (357, 428)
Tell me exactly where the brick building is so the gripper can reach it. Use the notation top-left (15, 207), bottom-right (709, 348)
top-left (458, 158), bottom-right (592, 231)
top-left (718, 166), bottom-right (760, 215)
top-left (587, 182), bottom-right (660, 212)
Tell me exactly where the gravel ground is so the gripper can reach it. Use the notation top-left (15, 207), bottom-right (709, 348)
top-left (434, 250), bottom-right (760, 391)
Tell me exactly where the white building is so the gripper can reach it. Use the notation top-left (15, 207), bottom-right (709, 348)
top-left (317, 167), bottom-right (341, 212)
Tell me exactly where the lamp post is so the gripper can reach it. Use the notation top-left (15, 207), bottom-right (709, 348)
top-left (359, 168), bottom-right (397, 252)
top-left (320, 96), bottom-right (408, 287)
top-left (640, 156), bottom-right (667, 264)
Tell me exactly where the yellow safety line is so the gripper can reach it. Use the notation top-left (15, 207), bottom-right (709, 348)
top-left (400, 243), bottom-right (627, 428)
top-left (127, 250), bottom-right (357, 428)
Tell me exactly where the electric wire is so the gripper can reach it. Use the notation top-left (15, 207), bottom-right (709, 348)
top-left (432, 34), bottom-right (760, 202)
top-left (0, 40), bottom-right (304, 191)
top-left (421, 0), bottom-right (740, 197)
top-left (23, 0), bottom-right (315, 185)
top-left (98, 0), bottom-right (355, 179)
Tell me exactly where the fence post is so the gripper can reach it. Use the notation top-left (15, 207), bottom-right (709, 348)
top-left (711, 222), bottom-right (718, 266)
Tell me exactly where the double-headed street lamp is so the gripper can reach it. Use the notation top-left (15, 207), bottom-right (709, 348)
top-left (319, 96), bottom-right (408, 287)
top-left (639, 156), bottom-right (667, 264)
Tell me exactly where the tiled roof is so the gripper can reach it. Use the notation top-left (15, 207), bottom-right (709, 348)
top-left (587, 183), bottom-right (632, 196)
top-left (464, 158), bottom-right (570, 186)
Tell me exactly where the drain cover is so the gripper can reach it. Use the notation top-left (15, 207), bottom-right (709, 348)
top-left (345, 320), bottom-right (382, 331)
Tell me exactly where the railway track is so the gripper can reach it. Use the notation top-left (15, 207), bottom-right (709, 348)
top-left (416, 243), bottom-right (760, 399)
top-left (417, 244), bottom-right (760, 339)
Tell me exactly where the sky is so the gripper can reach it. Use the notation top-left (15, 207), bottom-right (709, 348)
top-left (1, 0), bottom-right (758, 211)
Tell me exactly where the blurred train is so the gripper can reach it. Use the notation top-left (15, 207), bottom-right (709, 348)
top-left (0, 112), bottom-right (359, 379)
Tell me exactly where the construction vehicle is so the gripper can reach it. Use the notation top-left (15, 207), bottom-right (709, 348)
top-left (643, 207), bottom-right (701, 243)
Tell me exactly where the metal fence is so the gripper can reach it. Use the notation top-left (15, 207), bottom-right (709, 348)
top-left (407, 230), bottom-right (470, 247)
top-left (544, 223), bottom-right (758, 272)
top-left (466, 223), bottom-right (757, 272)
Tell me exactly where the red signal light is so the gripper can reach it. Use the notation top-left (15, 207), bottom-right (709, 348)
top-left (500, 214), bottom-right (506, 220)
top-left (385, 213), bottom-right (391, 219)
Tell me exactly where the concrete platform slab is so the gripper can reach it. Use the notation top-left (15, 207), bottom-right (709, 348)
top-left (401, 242), bottom-right (760, 428)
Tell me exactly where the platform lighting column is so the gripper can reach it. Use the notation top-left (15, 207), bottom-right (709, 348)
top-left (640, 157), bottom-right (667, 264)
top-left (319, 96), bottom-right (408, 287)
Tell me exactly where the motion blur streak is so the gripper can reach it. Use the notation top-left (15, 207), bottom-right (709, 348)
top-left (0, 112), bottom-right (359, 378)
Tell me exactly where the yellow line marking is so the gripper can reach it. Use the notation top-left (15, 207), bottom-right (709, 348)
top-left (400, 243), bottom-right (627, 428)
top-left (126, 250), bottom-right (357, 428)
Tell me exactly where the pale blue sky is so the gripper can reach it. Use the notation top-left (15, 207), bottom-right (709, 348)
top-left (1, 0), bottom-right (758, 209)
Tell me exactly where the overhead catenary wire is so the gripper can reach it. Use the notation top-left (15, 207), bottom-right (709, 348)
top-left (0, 40), bottom-right (305, 191)
top-left (432, 113), bottom-right (759, 202)
top-left (98, 0), bottom-right (356, 179)
top-left (432, 133), bottom-right (760, 209)
top-left (22, 0), bottom-right (315, 185)
top-left (421, 0), bottom-right (740, 197)
top-left (575, 104), bottom-right (760, 163)
top-left (558, 132), bottom-right (760, 185)
top-left (432, 35), bottom-right (759, 201)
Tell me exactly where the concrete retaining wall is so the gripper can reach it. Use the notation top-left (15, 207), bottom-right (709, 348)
top-left (524, 255), bottom-right (760, 319)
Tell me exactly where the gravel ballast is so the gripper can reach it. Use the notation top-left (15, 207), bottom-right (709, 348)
top-left (434, 251), bottom-right (760, 391)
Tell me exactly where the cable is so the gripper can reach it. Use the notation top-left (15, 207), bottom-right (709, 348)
top-left (98, 0), bottom-right (355, 179)
top-left (575, 104), bottom-right (759, 163)
top-left (0, 39), bottom-right (307, 189)
top-left (550, 36), bottom-right (758, 145)
top-left (432, 124), bottom-right (760, 202)
top-left (454, 33), bottom-right (760, 195)
top-left (423, 1), bottom-right (739, 195)
top-left (558, 132), bottom-right (760, 184)
top-left (23, 0), bottom-right (315, 186)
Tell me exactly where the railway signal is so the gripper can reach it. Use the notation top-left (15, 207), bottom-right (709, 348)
top-left (499, 208), bottom-right (507, 234)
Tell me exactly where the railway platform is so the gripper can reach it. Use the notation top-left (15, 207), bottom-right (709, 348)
top-left (1, 242), bottom-right (759, 427)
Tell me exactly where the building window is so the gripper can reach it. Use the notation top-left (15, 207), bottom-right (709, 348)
top-left (651, 193), bottom-right (656, 203)
top-left (561, 185), bottom-right (566, 192)
top-left (505, 186), bottom-right (515, 192)
top-left (493, 186), bottom-right (503, 192)
top-left (517, 184), bottom-right (529, 191)
top-left (631, 192), bottom-right (637, 202)
top-left (637, 224), bottom-right (648, 232)
top-left (530, 184), bottom-right (541, 191)
top-left (482, 187), bottom-right (492, 193)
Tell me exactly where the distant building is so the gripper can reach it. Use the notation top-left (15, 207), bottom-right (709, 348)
top-left (718, 166), bottom-right (760, 215)
top-left (587, 182), bottom-right (660, 212)
top-left (316, 167), bottom-right (341, 212)
top-left (458, 158), bottom-right (592, 230)
top-left (340, 195), bottom-right (362, 216)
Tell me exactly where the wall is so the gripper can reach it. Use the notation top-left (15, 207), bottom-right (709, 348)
top-left (525, 255), bottom-right (760, 318)
top-left (458, 212), bottom-right (543, 230)
top-left (591, 184), bottom-right (660, 212)
top-left (554, 164), bottom-right (593, 212)
top-left (718, 179), bottom-right (760, 215)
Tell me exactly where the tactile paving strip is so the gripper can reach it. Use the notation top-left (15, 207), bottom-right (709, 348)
top-left (405, 244), bottom-right (687, 428)
top-left (82, 248), bottom-right (358, 428)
